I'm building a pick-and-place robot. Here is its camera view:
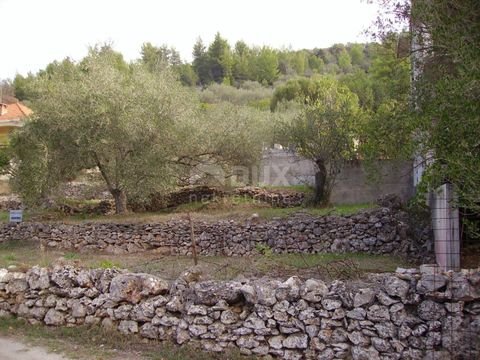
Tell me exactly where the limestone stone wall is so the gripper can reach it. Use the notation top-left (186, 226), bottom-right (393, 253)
top-left (0, 207), bottom-right (430, 259)
top-left (0, 265), bottom-right (478, 359)
top-left (0, 194), bottom-right (21, 210)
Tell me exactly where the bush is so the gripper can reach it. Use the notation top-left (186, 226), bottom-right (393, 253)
top-left (199, 83), bottom-right (273, 106)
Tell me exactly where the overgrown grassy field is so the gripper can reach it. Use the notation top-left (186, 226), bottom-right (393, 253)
top-left (0, 199), bottom-right (376, 225)
top-left (0, 239), bottom-right (410, 282)
top-left (0, 196), bottom-right (398, 281)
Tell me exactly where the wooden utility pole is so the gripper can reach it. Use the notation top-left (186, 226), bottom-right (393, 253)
top-left (188, 213), bottom-right (198, 266)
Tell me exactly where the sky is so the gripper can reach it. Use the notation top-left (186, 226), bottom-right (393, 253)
top-left (0, 0), bottom-right (380, 80)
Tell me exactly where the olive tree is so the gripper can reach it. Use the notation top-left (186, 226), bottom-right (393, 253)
top-left (276, 77), bottom-right (362, 204)
top-left (10, 48), bottom-right (196, 213)
top-left (173, 102), bottom-right (275, 186)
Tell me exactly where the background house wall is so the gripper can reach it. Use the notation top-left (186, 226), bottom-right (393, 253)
top-left (0, 127), bottom-right (11, 145)
top-left (259, 149), bottom-right (414, 204)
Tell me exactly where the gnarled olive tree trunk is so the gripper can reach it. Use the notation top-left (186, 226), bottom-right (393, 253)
top-left (313, 159), bottom-right (329, 205)
top-left (95, 154), bottom-right (128, 215)
top-left (111, 188), bottom-right (128, 214)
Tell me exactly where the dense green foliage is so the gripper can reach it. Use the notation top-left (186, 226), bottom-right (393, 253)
top-left (414, 0), bottom-right (480, 224)
top-left (188, 34), bottom-right (408, 90)
top-left (364, 0), bottom-right (480, 241)
top-left (11, 35), bottom-right (410, 111)
top-left (199, 81), bottom-right (273, 109)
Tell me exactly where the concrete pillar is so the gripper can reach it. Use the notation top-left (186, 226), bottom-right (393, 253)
top-left (431, 184), bottom-right (460, 270)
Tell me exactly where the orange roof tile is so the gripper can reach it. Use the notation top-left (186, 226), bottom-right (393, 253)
top-left (0, 102), bottom-right (33, 122)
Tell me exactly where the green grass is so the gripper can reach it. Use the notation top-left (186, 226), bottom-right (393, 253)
top-left (247, 252), bottom-right (411, 281)
top-left (3, 254), bottom-right (17, 262)
top-left (0, 316), bottom-right (255, 360)
top-left (69, 212), bottom-right (104, 221)
top-left (255, 203), bottom-right (376, 219)
top-left (310, 203), bottom-right (376, 216)
top-left (273, 252), bottom-right (405, 272)
top-left (0, 192), bottom-right (375, 225)
top-left (0, 239), bottom-right (411, 282)
top-left (173, 197), bottom-right (375, 221)
top-left (261, 184), bottom-right (314, 193)
top-left (174, 195), bottom-right (267, 212)
top-left (95, 259), bottom-right (122, 269)
top-left (63, 252), bottom-right (79, 260)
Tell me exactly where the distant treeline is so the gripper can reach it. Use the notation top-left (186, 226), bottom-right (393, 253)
top-left (5, 32), bottom-right (410, 113)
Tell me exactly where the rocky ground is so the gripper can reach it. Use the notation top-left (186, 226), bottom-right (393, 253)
top-left (0, 337), bottom-right (68, 360)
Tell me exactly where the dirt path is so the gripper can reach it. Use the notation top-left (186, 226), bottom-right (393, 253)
top-left (0, 337), bottom-right (69, 360)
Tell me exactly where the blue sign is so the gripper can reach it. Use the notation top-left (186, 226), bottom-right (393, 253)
top-left (9, 210), bottom-right (23, 223)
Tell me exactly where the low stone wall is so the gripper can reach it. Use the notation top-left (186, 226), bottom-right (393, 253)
top-left (1, 186), bottom-right (305, 214)
top-left (0, 195), bottom-right (21, 211)
top-left (57, 200), bottom-right (113, 216)
top-left (234, 187), bottom-right (305, 208)
top-left (132, 186), bottom-right (305, 212)
top-left (0, 265), bottom-right (478, 359)
top-left (0, 207), bottom-right (428, 259)
top-left (130, 186), bottom-right (223, 212)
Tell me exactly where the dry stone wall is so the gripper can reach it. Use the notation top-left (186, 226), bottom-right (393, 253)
top-left (233, 187), bottom-right (305, 208)
top-left (0, 207), bottom-right (428, 259)
top-left (132, 186), bottom-right (305, 212)
top-left (0, 265), bottom-right (478, 359)
top-left (0, 195), bottom-right (21, 211)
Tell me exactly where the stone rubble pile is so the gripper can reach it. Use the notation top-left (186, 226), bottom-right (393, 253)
top-left (131, 186), bottom-right (305, 212)
top-left (233, 187), bottom-right (305, 208)
top-left (57, 200), bottom-right (114, 216)
top-left (0, 207), bottom-right (427, 259)
top-left (0, 195), bottom-right (22, 211)
top-left (0, 265), bottom-right (478, 359)
top-left (58, 181), bottom-right (111, 201)
top-left (130, 186), bottom-right (224, 212)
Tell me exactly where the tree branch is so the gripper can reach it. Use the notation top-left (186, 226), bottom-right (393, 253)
top-left (92, 151), bottom-right (114, 192)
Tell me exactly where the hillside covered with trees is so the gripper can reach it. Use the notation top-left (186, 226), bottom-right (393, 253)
top-left (8, 33), bottom-right (409, 110)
